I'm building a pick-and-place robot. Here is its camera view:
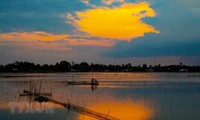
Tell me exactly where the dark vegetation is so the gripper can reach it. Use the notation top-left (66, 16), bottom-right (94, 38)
top-left (0, 61), bottom-right (200, 73)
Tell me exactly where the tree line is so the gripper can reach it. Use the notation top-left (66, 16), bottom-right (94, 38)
top-left (0, 61), bottom-right (200, 73)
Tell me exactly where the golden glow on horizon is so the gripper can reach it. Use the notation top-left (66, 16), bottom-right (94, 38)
top-left (78, 100), bottom-right (154, 120)
top-left (72, 2), bottom-right (160, 41)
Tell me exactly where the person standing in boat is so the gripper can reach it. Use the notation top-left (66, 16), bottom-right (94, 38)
top-left (91, 78), bottom-right (99, 85)
top-left (91, 78), bottom-right (95, 85)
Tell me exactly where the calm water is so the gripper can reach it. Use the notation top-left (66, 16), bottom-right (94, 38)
top-left (0, 72), bottom-right (200, 120)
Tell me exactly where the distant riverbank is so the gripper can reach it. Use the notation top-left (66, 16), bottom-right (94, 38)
top-left (1, 61), bottom-right (200, 73)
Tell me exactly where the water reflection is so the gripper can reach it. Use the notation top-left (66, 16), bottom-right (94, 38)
top-left (79, 100), bottom-right (155, 120)
top-left (0, 73), bottom-right (200, 120)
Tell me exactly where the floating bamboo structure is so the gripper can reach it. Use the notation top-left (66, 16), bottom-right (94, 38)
top-left (49, 98), bottom-right (119, 120)
top-left (19, 80), bottom-right (119, 120)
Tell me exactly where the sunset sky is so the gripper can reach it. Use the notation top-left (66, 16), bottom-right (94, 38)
top-left (0, 0), bottom-right (200, 65)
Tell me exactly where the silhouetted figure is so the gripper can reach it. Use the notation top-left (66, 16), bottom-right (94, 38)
top-left (91, 78), bottom-right (99, 91)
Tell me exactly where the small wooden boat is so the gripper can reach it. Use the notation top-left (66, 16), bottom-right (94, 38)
top-left (66, 79), bottom-right (99, 86)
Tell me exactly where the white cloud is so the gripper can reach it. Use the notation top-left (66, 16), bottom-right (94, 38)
top-left (102, 0), bottom-right (125, 5)
top-left (81, 0), bottom-right (89, 5)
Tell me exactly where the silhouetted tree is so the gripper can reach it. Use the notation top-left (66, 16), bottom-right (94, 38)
top-left (78, 62), bottom-right (89, 72)
top-left (55, 61), bottom-right (71, 72)
top-left (0, 65), bottom-right (4, 72)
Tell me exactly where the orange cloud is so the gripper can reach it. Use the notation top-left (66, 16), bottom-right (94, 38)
top-left (67, 39), bottom-right (114, 46)
top-left (0, 31), bottom-right (69, 51)
top-left (0, 31), bottom-right (113, 48)
top-left (69, 2), bottom-right (160, 41)
top-left (0, 31), bottom-right (67, 42)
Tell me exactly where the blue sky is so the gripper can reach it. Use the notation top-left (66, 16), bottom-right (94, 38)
top-left (0, 0), bottom-right (200, 65)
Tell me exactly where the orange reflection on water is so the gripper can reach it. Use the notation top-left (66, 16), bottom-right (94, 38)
top-left (78, 100), bottom-right (155, 120)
